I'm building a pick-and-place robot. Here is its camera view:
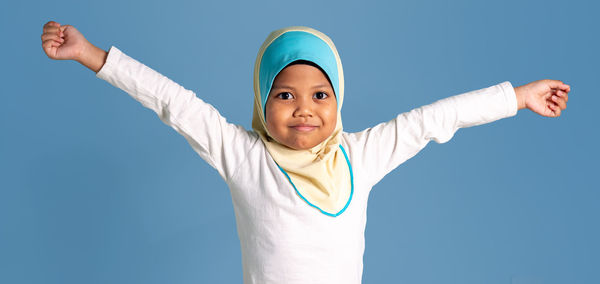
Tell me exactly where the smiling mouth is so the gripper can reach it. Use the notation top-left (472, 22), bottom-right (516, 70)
top-left (290, 125), bottom-right (318, 132)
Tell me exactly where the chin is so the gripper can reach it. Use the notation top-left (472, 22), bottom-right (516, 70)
top-left (287, 140), bottom-right (317, 150)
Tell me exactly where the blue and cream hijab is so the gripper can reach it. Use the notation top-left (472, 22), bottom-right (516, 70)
top-left (251, 26), bottom-right (353, 217)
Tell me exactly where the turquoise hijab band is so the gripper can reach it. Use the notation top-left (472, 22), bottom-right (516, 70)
top-left (259, 31), bottom-right (340, 115)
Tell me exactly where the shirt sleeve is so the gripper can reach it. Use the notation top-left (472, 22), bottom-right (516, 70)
top-left (344, 81), bottom-right (519, 187)
top-left (95, 45), bottom-right (258, 182)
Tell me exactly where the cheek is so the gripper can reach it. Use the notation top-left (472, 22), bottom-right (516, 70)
top-left (264, 100), bottom-right (276, 125)
top-left (265, 104), bottom-right (286, 131)
top-left (264, 110), bottom-right (276, 133)
top-left (323, 105), bottom-right (338, 127)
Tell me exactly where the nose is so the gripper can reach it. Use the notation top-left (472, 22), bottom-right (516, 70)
top-left (293, 96), bottom-right (313, 118)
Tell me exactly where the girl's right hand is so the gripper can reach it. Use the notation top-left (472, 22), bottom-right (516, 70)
top-left (41, 21), bottom-right (88, 61)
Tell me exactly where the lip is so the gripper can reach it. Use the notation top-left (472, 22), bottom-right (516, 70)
top-left (290, 124), bottom-right (318, 132)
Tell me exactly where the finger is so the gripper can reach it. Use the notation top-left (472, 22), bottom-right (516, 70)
top-left (58, 25), bottom-right (66, 37)
top-left (559, 83), bottom-right (570, 92)
top-left (43, 21), bottom-right (60, 31)
top-left (551, 94), bottom-right (567, 110)
top-left (42, 41), bottom-right (60, 54)
top-left (42, 39), bottom-right (61, 48)
top-left (41, 33), bottom-right (64, 43)
top-left (43, 21), bottom-right (56, 28)
top-left (41, 29), bottom-right (61, 40)
top-left (554, 80), bottom-right (570, 92)
top-left (44, 26), bottom-right (59, 33)
top-left (545, 79), bottom-right (571, 92)
top-left (42, 39), bottom-right (54, 49)
top-left (554, 90), bottom-right (569, 105)
top-left (555, 90), bottom-right (569, 103)
top-left (549, 103), bottom-right (561, 117)
top-left (544, 79), bottom-right (563, 89)
top-left (42, 29), bottom-right (62, 39)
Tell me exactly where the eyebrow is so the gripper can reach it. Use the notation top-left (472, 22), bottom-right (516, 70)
top-left (272, 83), bottom-right (331, 90)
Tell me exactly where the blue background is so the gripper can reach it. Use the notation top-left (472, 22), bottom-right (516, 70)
top-left (2, 0), bottom-right (598, 283)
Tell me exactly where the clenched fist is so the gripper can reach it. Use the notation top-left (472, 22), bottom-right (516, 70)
top-left (41, 21), bottom-right (89, 61)
top-left (41, 20), bottom-right (108, 73)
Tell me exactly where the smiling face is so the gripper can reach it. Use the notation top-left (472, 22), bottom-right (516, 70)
top-left (264, 62), bottom-right (338, 150)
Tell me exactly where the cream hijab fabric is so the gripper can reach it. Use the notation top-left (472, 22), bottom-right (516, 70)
top-left (251, 26), bottom-right (353, 217)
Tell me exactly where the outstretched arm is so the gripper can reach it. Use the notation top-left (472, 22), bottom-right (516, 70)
top-left (41, 20), bottom-right (258, 181)
top-left (347, 79), bottom-right (571, 187)
top-left (345, 81), bottom-right (528, 187)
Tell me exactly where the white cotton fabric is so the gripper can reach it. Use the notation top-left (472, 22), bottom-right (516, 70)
top-left (96, 46), bottom-right (518, 284)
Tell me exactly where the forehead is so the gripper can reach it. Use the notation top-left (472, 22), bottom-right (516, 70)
top-left (273, 64), bottom-right (333, 86)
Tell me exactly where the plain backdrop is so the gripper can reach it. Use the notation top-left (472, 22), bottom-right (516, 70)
top-left (1, 0), bottom-right (598, 283)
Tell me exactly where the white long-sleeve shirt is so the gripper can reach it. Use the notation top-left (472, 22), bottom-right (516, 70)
top-left (96, 46), bottom-right (518, 284)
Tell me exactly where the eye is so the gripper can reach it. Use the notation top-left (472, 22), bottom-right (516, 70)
top-left (313, 92), bottom-right (329, 100)
top-left (276, 92), bottom-right (294, 100)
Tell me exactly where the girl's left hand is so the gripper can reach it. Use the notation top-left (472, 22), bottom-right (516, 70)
top-left (514, 79), bottom-right (571, 117)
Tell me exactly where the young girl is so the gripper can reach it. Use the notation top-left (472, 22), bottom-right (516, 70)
top-left (41, 21), bottom-right (570, 283)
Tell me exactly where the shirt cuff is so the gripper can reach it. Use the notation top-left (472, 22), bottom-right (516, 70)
top-left (95, 45), bottom-right (122, 81)
top-left (499, 80), bottom-right (519, 117)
